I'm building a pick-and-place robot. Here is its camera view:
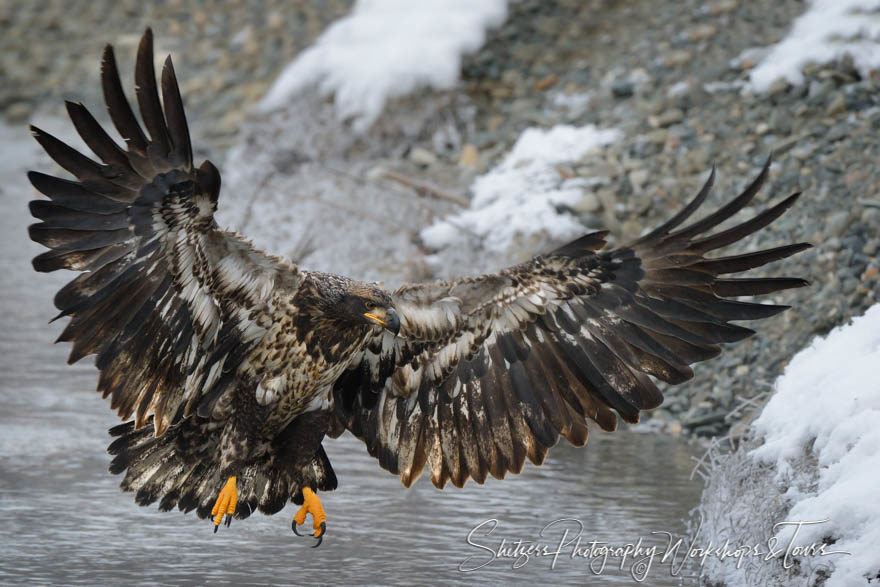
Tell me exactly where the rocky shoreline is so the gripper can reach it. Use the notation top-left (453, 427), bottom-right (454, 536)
top-left (0, 0), bottom-right (353, 148)
top-left (5, 0), bottom-right (878, 438)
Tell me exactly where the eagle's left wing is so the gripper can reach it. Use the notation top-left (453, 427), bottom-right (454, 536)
top-left (331, 161), bottom-right (809, 488)
top-left (28, 30), bottom-right (299, 436)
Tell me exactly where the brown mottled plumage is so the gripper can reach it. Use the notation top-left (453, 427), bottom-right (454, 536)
top-left (29, 30), bottom-right (809, 530)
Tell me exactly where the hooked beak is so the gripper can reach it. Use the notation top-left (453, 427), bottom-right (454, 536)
top-left (363, 307), bottom-right (401, 335)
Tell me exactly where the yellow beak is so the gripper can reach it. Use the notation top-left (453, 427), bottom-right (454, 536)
top-left (363, 308), bottom-right (401, 335)
top-left (363, 312), bottom-right (386, 326)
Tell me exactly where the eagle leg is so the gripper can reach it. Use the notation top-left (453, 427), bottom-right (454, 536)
top-left (292, 487), bottom-right (327, 547)
top-left (211, 476), bottom-right (237, 532)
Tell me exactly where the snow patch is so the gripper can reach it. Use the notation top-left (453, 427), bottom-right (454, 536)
top-left (421, 124), bottom-right (621, 255)
top-left (749, 0), bottom-right (880, 91)
top-left (693, 305), bottom-right (880, 586)
top-left (748, 304), bottom-right (880, 586)
top-left (260, 0), bottom-right (508, 131)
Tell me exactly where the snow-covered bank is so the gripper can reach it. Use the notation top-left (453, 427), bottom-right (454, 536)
top-left (749, 0), bottom-right (880, 91)
top-left (226, 1), bottom-right (623, 285)
top-left (693, 305), bottom-right (880, 586)
top-left (420, 124), bottom-right (621, 276)
top-left (260, 0), bottom-right (508, 131)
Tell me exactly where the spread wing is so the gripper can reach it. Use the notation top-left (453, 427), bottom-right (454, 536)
top-left (28, 29), bottom-right (300, 436)
top-left (331, 160), bottom-right (810, 488)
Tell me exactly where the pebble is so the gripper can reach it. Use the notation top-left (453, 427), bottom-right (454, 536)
top-left (827, 123), bottom-right (849, 142)
top-left (533, 74), bottom-right (558, 91)
top-left (687, 24), bottom-right (718, 43)
top-left (573, 193), bottom-right (602, 214)
top-left (409, 147), bottom-right (438, 167)
top-left (769, 109), bottom-right (793, 134)
top-left (664, 50), bottom-right (693, 68)
top-left (611, 78), bottom-right (634, 98)
top-left (4, 101), bottom-right (30, 122)
top-left (643, 129), bottom-right (669, 144)
top-left (458, 143), bottom-right (480, 168)
top-left (769, 78), bottom-right (791, 95)
top-left (629, 168), bottom-right (650, 192)
top-left (825, 211), bottom-right (851, 237)
top-left (652, 108), bottom-right (685, 128)
top-left (710, 0), bottom-right (738, 14)
top-left (862, 208), bottom-right (880, 224)
top-left (807, 79), bottom-right (835, 105)
top-left (621, 219), bottom-right (643, 239)
top-left (826, 93), bottom-right (847, 116)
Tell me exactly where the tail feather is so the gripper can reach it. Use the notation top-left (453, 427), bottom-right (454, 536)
top-left (236, 467), bottom-right (288, 519)
top-left (107, 417), bottom-right (337, 520)
top-left (109, 419), bottom-right (222, 517)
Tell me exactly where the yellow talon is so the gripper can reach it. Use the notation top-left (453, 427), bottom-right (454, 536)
top-left (292, 487), bottom-right (327, 545)
top-left (211, 476), bottom-right (237, 532)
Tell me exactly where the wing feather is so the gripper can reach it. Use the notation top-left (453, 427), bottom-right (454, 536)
top-left (29, 29), bottom-right (300, 436)
top-left (333, 162), bottom-right (809, 488)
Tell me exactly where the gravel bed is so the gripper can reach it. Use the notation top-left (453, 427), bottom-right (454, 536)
top-left (0, 0), bottom-right (353, 147)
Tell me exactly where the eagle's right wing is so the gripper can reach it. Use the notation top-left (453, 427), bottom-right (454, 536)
top-left (332, 161), bottom-right (810, 489)
top-left (28, 29), bottom-right (301, 436)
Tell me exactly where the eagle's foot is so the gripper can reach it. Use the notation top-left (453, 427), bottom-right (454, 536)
top-left (292, 487), bottom-right (327, 547)
top-left (211, 476), bottom-right (237, 532)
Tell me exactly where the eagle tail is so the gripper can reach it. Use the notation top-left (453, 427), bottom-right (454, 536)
top-left (107, 419), bottom-right (336, 520)
top-left (107, 418), bottom-right (224, 517)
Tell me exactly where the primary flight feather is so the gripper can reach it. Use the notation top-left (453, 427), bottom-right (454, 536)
top-left (28, 29), bottom-right (809, 544)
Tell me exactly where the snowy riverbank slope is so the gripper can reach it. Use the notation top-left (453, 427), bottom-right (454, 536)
top-left (749, 0), bottom-right (880, 91)
top-left (692, 305), bottom-right (880, 586)
top-left (259, 0), bottom-right (508, 131)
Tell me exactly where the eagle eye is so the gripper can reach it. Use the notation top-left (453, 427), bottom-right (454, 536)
top-left (364, 300), bottom-right (376, 311)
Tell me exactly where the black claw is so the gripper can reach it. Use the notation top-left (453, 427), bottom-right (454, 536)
top-left (292, 519), bottom-right (303, 536)
top-left (213, 523), bottom-right (219, 534)
top-left (225, 514), bottom-right (232, 528)
top-left (311, 522), bottom-right (326, 548)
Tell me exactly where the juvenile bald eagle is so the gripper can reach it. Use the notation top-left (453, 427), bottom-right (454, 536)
top-left (29, 29), bottom-right (808, 545)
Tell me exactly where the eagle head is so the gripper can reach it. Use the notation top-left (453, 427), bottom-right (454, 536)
top-left (332, 284), bottom-right (400, 335)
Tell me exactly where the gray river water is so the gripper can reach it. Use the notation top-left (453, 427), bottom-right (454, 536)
top-left (0, 122), bottom-right (703, 585)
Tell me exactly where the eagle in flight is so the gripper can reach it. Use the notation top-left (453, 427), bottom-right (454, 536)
top-left (28, 29), bottom-right (808, 546)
